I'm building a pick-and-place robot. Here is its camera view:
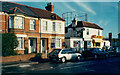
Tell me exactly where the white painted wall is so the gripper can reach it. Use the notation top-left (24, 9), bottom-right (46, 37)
top-left (40, 19), bottom-right (65, 34)
top-left (65, 27), bottom-right (102, 39)
top-left (82, 27), bottom-right (102, 39)
top-left (65, 38), bottom-right (84, 48)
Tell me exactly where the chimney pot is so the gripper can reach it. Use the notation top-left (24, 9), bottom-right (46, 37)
top-left (45, 2), bottom-right (54, 13)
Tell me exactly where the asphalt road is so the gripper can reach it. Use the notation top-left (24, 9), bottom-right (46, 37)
top-left (2, 57), bottom-right (120, 75)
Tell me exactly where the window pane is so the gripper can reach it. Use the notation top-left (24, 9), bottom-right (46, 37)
top-left (56, 23), bottom-right (61, 32)
top-left (53, 22), bottom-right (55, 31)
top-left (43, 21), bottom-right (47, 31)
top-left (17, 37), bottom-right (23, 49)
top-left (14, 17), bottom-right (24, 29)
top-left (30, 19), bottom-right (35, 30)
top-left (10, 16), bottom-right (14, 28)
top-left (56, 39), bottom-right (60, 48)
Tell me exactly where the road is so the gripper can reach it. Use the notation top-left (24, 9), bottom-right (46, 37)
top-left (2, 57), bottom-right (120, 75)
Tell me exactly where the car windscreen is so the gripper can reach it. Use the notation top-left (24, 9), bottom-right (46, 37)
top-left (61, 49), bottom-right (75, 54)
top-left (50, 49), bottom-right (61, 55)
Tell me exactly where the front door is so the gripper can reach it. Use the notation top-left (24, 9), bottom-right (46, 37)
top-left (41, 39), bottom-right (46, 53)
top-left (29, 38), bottom-right (36, 53)
top-left (84, 41), bottom-right (87, 49)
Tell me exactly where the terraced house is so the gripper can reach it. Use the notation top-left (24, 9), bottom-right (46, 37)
top-left (0, 1), bottom-right (65, 57)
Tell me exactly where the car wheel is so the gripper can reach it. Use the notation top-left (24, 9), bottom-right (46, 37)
top-left (61, 57), bottom-right (66, 63)
top-left (76, 56), bottom-right (81, 61)
top-left (94, 55), bottom-right (97, 59)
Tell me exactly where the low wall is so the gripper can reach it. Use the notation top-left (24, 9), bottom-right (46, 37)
top-left (1, 53), bottom-right (36, 63)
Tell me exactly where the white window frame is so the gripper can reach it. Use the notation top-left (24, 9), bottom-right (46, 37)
top-left (30, 19), bottom-right (35, 30)
top-left (56, 39), bottom-right (61, 48)
top-left (16, 37), bottom-right (24, 50)
top-left (43, 21), bottom-right (47, 31)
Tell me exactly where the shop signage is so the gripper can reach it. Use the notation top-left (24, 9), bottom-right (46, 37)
top-left (92, 35), bottom-right (103, 39)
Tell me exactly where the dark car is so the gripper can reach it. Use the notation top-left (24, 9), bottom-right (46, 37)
top-left (106, 47), bottom-right (117, 56)
top-left (82, 48), bottom-right (109, 59)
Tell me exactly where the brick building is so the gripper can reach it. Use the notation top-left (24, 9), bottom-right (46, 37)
top-left (0, 2), bottom-right (65, 56)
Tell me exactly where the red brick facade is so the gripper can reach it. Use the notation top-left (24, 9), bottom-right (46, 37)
top-left (1, 13), bottom-right (65, 56)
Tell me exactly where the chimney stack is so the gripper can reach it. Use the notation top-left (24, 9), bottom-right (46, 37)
top-left (45, 2), bottom-right (54, 13)
top-left (72, 18), bottom-right (77, 27)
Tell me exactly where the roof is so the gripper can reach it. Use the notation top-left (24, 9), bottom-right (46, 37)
top-left (1, 1), bottom-right (64, 21)
top-left (66, 21), bottom-right (103, 30)
top-left (27, 6), bottom-right (65, 21)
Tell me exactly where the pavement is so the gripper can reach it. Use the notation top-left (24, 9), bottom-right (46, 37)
top-left (2, 59), bottom-right (49, 68)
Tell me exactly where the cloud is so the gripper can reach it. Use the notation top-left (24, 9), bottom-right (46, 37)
top-left (74, 2), bottom-right (96, 15)
top-left (62, 3), bottom-right (76, 11)
top-left (98, 20), bottom-right (109, 26)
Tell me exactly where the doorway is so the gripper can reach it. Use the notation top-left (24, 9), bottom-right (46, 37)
top-left (29, 38), bottom-right (37, 53)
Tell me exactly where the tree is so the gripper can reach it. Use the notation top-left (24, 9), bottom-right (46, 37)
top-left (2, 33), bottom-right (19, 56)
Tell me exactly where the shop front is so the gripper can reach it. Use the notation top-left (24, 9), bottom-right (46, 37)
top-left (92, 35), bottom-right (103, 48)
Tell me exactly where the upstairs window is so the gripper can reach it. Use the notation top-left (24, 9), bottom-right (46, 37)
top-left (87, 29), bottom-right (89, 35)
top-left (14, 16), bottom-right (24, 29)
top-left (10, 16), bottom-right (14, 28)
top-left (56, 22), bottom-right (61, 32)
top-left (43, 21), bottom-right (47, 31)
top-left (30, 19), bottom-right (35, 30)
top-left (53, 22), bottom-right (55, 32)
top-left (98, 30), bottom-right (100, 35)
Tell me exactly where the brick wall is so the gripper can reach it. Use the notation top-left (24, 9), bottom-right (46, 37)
top-left (1, 53), bottom-right (36, 63)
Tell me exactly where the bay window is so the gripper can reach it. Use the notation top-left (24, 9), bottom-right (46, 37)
top-left (14, 16), bottom-right (24, 29)
top-left (56, 22), bottom-right (61, 32)
top-left (43, 21), bottom-right (47, 31)
top-left (10, 16), bottom-right (24, 29)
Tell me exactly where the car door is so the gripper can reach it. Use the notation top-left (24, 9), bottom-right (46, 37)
top-left (68, 51), bottom-right (77, 60)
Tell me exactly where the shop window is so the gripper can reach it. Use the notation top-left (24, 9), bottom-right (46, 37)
top-left (96, 42), bottom-right (100, 46)
top-left (30, 19), bottom-right (35, 30)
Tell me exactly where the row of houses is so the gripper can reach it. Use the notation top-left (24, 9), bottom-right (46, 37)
top-left (0, 1), bottom-right (110, 57)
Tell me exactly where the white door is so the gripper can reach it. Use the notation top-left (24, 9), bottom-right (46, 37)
top-left (29, 38), bottom-right (36, 53)
top-left (41, 39), bottom-right (46, 53)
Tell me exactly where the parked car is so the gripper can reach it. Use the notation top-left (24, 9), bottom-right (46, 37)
top-left (114, 47), bottom-right (120, 56)
top-left (49, 48), bottom-right (82, 62)
top-left (82, 48), bottom-right (109, 59)
top-left (106, 47), bottom-right (116, 56)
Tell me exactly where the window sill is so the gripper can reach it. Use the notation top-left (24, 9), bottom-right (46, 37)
top-left (30, 29), bottom-right (35, 31)
top-left (14, 48), bottom-right (25, 50)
